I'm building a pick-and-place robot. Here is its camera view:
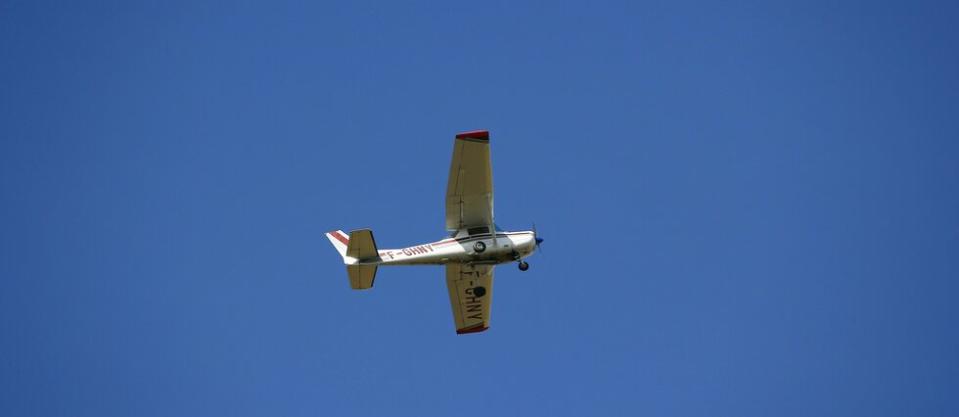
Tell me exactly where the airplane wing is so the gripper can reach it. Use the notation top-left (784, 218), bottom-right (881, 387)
top-left (446, 263), bottom-right (493, 334)
top-left (446, 130), bottom-right (493, 231)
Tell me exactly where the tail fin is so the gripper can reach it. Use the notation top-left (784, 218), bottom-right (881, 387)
top-left (326, 229), bottom-right (380, 290)
top-left (325, 230), bottom-right (350, 260)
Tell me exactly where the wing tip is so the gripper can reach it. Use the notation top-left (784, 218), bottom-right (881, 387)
top-left (456, 324), bottom-right (489, 335)
top-left (455, 130), bottom-right (489, 141)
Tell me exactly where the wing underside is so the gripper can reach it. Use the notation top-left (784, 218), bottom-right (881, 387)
top-left (445, 130), bottom-right (493, 232)
top-left (445, 263), bottom-right (493, 334)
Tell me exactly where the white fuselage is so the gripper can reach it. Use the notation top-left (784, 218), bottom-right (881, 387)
top-left (357, 230), bottom-right (537, 266)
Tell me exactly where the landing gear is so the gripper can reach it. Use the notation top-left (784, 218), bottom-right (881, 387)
top-left (473, 241), bottom-right (486, 253)
top-left (518, 261), bottom-right (529, 271)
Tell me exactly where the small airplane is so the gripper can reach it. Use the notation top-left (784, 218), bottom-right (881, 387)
top-left (325, 130), bottom-right (543, 334)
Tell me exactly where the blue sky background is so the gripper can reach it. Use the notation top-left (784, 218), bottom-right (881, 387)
top-left (2, 1), bottom-right (958, 416)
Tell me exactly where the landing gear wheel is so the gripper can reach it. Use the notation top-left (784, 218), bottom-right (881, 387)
top-left (518, 261), bottom-right (529, 271)
top-left (473, 241), bottom-right (486, 253)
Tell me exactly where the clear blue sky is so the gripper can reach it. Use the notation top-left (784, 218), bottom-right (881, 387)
top-left (2, 1), bottom-right (958, 416)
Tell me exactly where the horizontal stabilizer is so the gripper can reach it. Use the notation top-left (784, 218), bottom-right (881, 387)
top-left (347, 264), bottom-right (377, 290)
top-left (347, 229), bottom-right (379, 261)
top-left (345, 229), bottom-right (379, 290)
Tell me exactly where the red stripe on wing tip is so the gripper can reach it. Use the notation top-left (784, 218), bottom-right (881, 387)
top-left (328, 230), bottom-right (349, 245)
top-left (455, 130), bottom-right (489, 140)
top-left (456, 324), bottom-right (489, 334)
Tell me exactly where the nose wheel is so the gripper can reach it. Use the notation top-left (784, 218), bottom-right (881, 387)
top-left (518, 261), bottom-right (529, 271)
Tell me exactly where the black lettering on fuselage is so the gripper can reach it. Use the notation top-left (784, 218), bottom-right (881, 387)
top-left (401, 245), bottom-right (435, 256)
top-left (466, 302), bottom-right (483, 313)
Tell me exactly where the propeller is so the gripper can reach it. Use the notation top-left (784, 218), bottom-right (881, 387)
top-left (533, 223), bottom-right (544, 254)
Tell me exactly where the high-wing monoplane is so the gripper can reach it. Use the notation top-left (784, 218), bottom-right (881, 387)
top-left (325, 130), bottom-right (543, 334)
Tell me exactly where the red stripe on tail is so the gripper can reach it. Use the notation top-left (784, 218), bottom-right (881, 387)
top-left (329, 230), bottom-right (349, 245)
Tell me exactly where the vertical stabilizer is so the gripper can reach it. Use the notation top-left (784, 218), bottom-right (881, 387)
top-left (325, 230), bottom-right (350, 260)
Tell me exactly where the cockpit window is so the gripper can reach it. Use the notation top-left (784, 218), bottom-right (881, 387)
top-left (468, 226), bottom-right (490, 236)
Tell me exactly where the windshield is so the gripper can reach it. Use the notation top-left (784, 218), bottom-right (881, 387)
top-left (448, 224), bottom-right (505, 238)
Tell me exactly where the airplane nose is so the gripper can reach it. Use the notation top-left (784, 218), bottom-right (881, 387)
top-left (535, 237), bottom-right (544, 245)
